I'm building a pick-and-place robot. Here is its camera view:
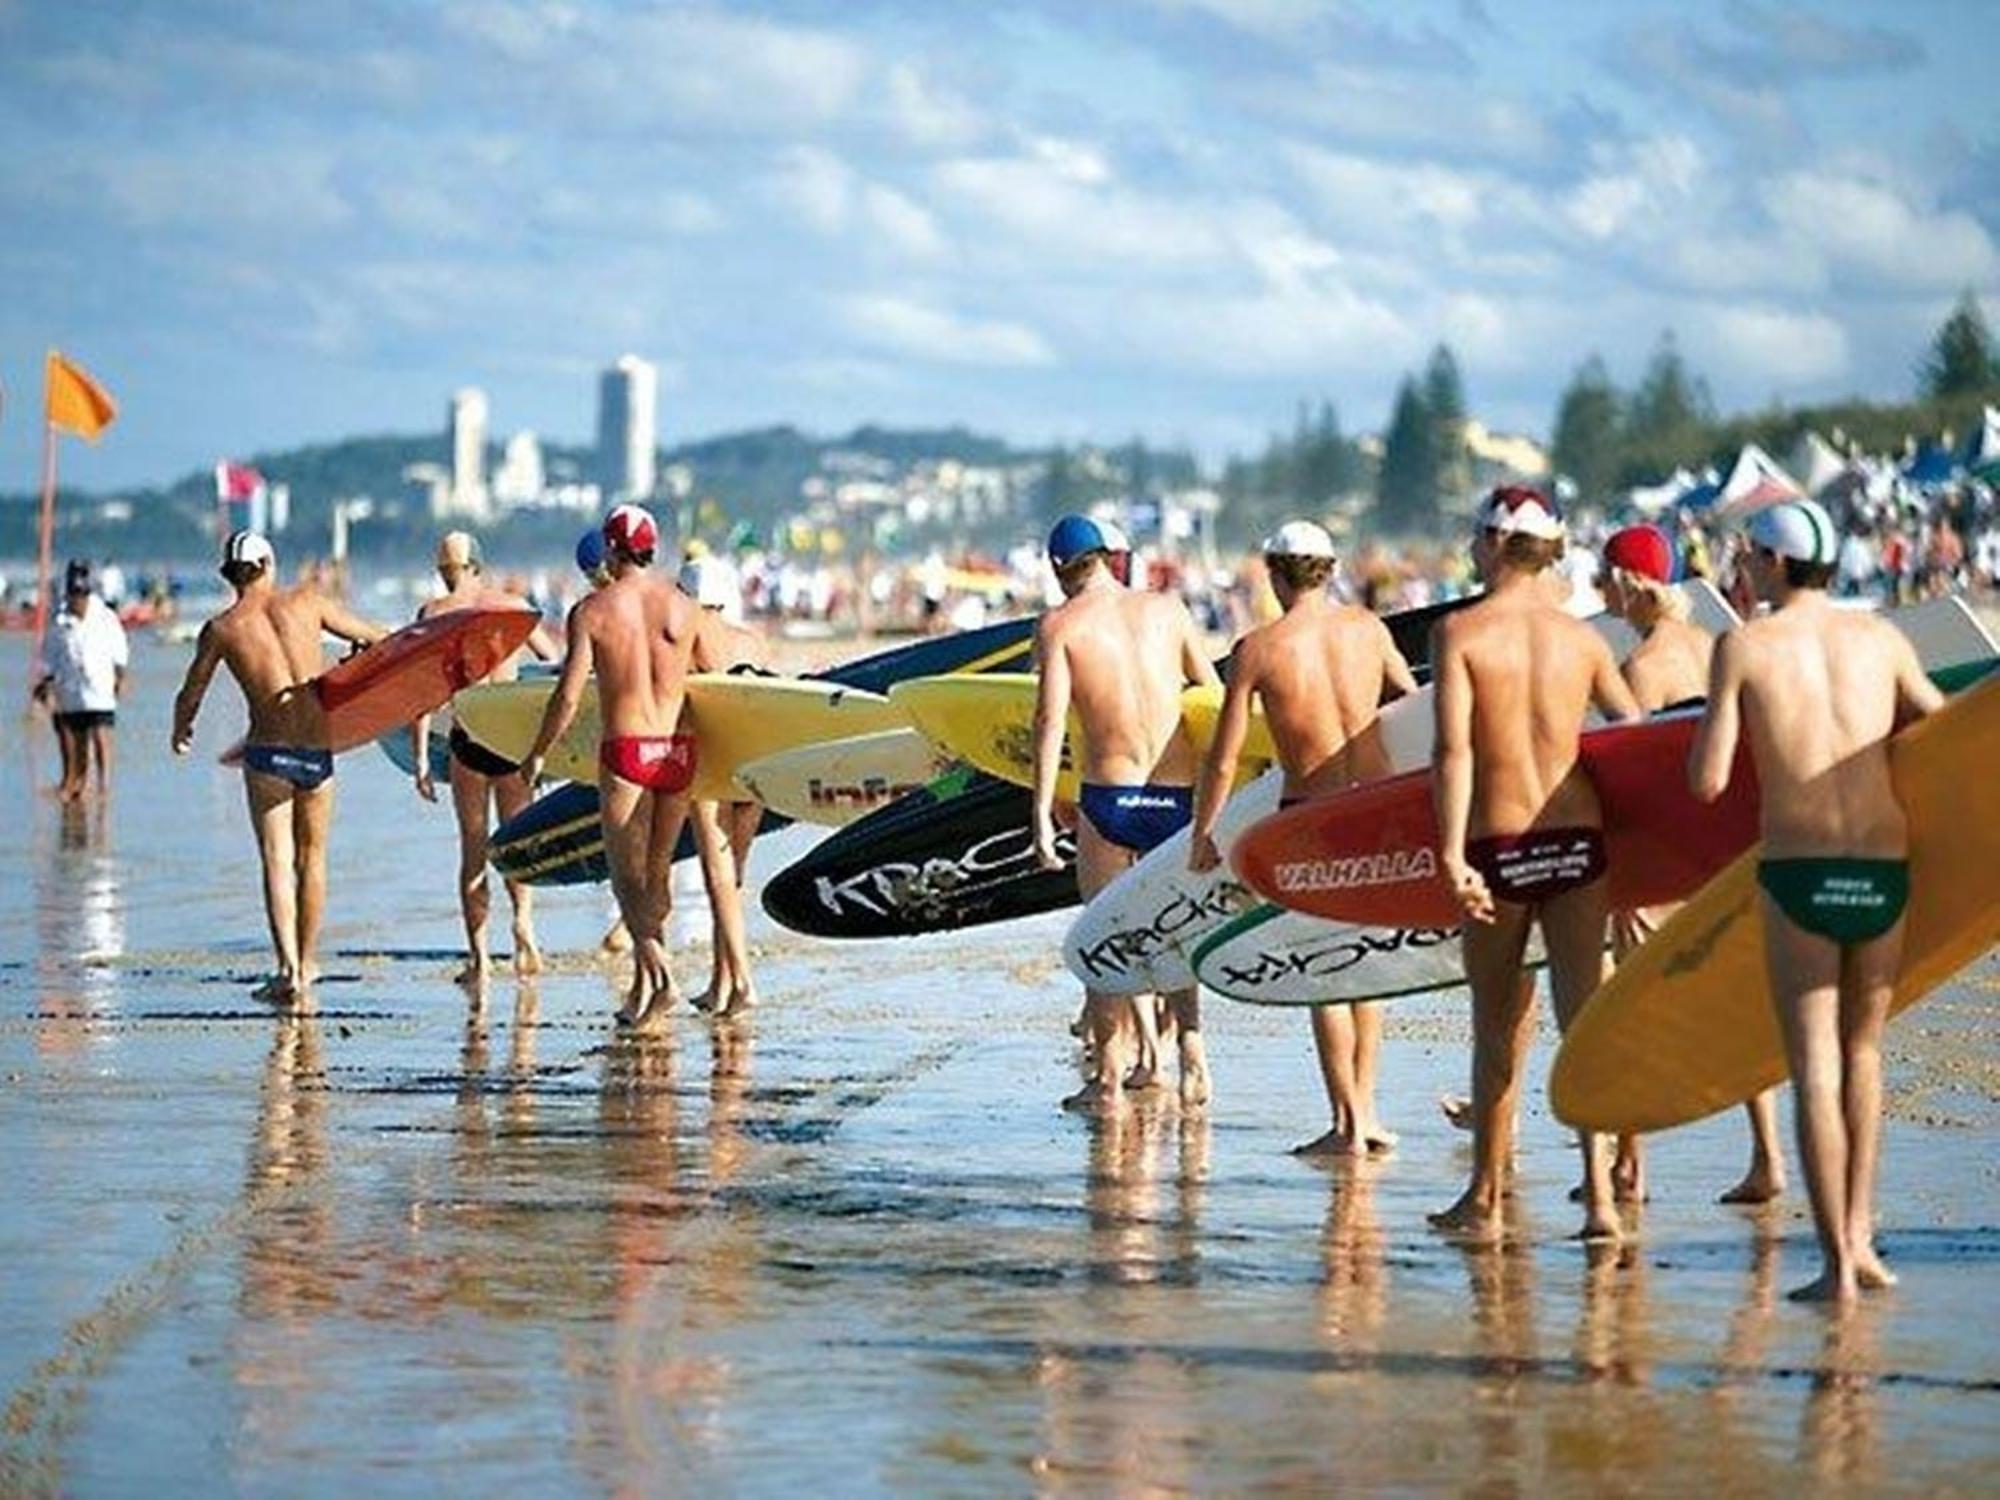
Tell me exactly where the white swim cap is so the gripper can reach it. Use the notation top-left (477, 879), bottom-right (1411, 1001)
top-left (1746, 499), bottom-right (1838, 565)
top-left (223, 529), bottom-right (275, 570)
top-left (1261, 520), bottom-right (1336, 559)
top-left (678, 555), bottom-right (734, 609)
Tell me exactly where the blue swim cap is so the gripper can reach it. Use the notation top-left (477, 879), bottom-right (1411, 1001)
top-left (1047, 514), bottom-right (1113, 568)
top-left (575, 528), bottom-right (608, 575)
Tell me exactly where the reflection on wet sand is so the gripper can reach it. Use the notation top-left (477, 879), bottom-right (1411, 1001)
top-left (1315, 1160), bottom-right (1388, 1351)
top-left (1803, 1308), bottom-right (1882, 1487)
top-left (34, 799), bottom-right (121, 1061)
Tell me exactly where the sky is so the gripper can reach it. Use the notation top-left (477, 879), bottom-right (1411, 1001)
top-left (2, 0), bottom-right (1996, 490)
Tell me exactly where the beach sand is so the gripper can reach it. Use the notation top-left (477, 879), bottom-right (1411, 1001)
top-left (2, 636), bottom-right (1996, 1493)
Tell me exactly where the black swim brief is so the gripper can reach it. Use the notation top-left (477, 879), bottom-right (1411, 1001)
top-left (450, 724), bottom-right (520, 779)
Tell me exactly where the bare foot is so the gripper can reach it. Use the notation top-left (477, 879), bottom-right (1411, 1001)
top-left (454, 955), bottom-right (489, 988)
top-left (1360, 1125), bottom-right (1398, 1155)
top-left (1719, 1169), bottom-right (1786, 1205)
top-left (1123, 1062), bottom-right (1163, 1092)
top-left (599, 921), bottom-right (632, 955)
top-left (1439, 1094), bottom-right (1474, 1131)
top-left (1061, 1078), bottom-right (1125, 1114)
top-left (690, 985), bottom-right (722, 1014)
top-left (512, 931), bottom-right (543, 976)
top-left (1788, 1270), bottom-right (1858, 1304)
top-left (1855, 1250), bottom-right (1898, 1291)
top-left (1576, 1209), bottom-right (1623, 1244)
top-left (1179, 1060), bottom-right (1211, 1109)
top-left (1291, 1127), bottom-right (1362, 1158)
top-left (251, 974), bottom-right (295, 1005)
top-left (1428, 1191), bottom-right (1502, 1242)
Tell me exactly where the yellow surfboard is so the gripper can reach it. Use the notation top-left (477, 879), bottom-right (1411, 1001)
top-left (887, 674), bottom-right (1272, 804)
top-left (1551, 668), bottom-right (2000, 1135)
top-left (451, 675), bottom-right (906, 801)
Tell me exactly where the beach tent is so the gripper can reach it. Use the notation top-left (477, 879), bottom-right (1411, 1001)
top-left (1626, 466), bottom-right (1700, 517)
top-left (1961, 405), bottom-right (2000, 482)
top-left (1706, 442), bottom-right (1805, 522)
top-left (1901, 441), bottom-right (1959, 489)
top-left (1788, 429), bottom-right (1849, 498)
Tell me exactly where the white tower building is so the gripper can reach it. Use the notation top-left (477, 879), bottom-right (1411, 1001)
top-left (448, 387), bottom-right (490, 520)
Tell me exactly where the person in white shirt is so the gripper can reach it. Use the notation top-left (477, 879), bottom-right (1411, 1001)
top-left (34, 559), bottom-right (130, 802)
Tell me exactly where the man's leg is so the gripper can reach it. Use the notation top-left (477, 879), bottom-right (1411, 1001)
top-left (599, 776), bottom-right (657, 1023)
top-left (1430, 905), bottom-right (1535, 1239)
top-left (449, 763), bottom-right (495, 987)
top-left (1296, 1004), bottom-right (1361, 1155)
top-left (1839, 919), bottom-right (1904, 1291)
top-left (1762, 896), bottom-right (1851, 1302)
top-left (1720, 1090), bottom-right (1787, 1204)
top-left (491, 769), bottom-right (541, 975)
top-left (641, 790), bottom-right (694, 1015)
top-left (244, 770), bottom-right (300, 999)
top-left (53, 718), bottom-right (80, 801)
top-left (292, 777), bottom-right (333, 999)
top-left (1543, 878), bottom-right (1618, 1240)
top-left (89, 724), bottom-right (113, 796)
top-left (1351, 1001), bottom-right (1393, 1151)
top-left (1066, 820), bottom-right (1137, 1112)
top-left (691, 800), bottom-right (756, 1014)
top-left (1167, 983), bottom-right (1208, 1107)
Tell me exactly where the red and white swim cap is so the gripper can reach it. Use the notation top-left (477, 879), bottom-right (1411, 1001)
top-left (603, 503), bottom-right (659, 558)
top-left (1477, 485), bottom-right (1564, 541)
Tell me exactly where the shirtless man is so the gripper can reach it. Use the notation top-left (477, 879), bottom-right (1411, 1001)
top-left (1032, 514), bottom-right (1221, 1109)
top-left (1601, 524), bottom-right (1786, 1207)
top-left (520, 505), bottom-right (700, 1027)
top-left (1431, 488), bottom-right (1640, 1243)
top-left (410, 532), bottom-right (560, 989)
top-left (681, 554), bottom-right (767, 1016)
top-left (1689, 499), bottom-right (1941, 1303)
top-left (171, 531), bottom-right (387, 1005)
top-left (1188, 521), bottom-right (1418, 1155)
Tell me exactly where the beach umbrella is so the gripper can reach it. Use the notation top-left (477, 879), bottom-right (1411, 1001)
top-left (1707, 443), bottom-right (1805, 523)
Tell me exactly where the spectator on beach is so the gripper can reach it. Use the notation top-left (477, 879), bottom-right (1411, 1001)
top-left (34, 559), bottom-right (130, 803)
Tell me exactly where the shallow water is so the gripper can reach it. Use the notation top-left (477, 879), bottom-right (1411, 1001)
top-left (2, 636), bottom-right (1997, 1495)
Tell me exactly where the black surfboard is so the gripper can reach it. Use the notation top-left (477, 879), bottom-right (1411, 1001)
top-left (489, 616), bottom-right (1035, 886)
top-left (760, 591), bottom-right (1472, 938)
top-left (762, 763), bottom-right (1079, 938)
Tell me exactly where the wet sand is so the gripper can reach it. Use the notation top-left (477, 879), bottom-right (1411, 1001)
top-left (3, 639), bottom-right (1997, 1494)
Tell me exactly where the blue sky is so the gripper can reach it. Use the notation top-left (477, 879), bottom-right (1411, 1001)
top-left (2, 0), bottom-right (1995, 489)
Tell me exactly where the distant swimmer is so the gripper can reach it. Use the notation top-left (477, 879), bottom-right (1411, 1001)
top-left (1033, 514), bottom-right (1222, 1110)
top-left (1430, 488), bottom-right (1640, 1243)
top-left (521, 506), bottom-right (700, 1028)
top-left (1189, 521), bottom-right (1418, 1156)
top-left (410, 531), bottom-right (560, 990)
top-left (682, 554), bottom-right (767, 1016)
top-left (171, 531), bottom-right (387, 1005)
top-left (1689, 500), bottom-right (1942, 1304)
top-left (1601, 524), bottom-right (1785, 1207)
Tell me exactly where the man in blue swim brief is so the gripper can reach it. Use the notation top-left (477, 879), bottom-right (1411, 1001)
top-left (1031, 514), bottom-right (1222, 1110)
top-left (174, 531), bottom-right (386, 1005)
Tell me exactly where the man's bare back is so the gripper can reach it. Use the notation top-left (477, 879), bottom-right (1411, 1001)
top-left (1699, 598), bottom-right (1937, 858)
top-left (1039, 587), bottom-right (1211, 784)
top-left (575, 572), bottom-right (700, 736)
top-left (194, 586), bottom-right (377, 747)
top-left (1621, 615), bottom-right (1711, 714)
top-left (418, 580), bottom-right (550, 687)
top-left (1239, 598), bottom-right (1413, 795)
top-left (1436, 594), bottom-right (1631, 839)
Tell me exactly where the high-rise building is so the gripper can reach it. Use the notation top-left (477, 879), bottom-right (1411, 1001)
top-left (596, 355), bottom-right (658, 501)
top-left (448, 387), bottom-right (490, 520)
top-left (492, 430), bottom-right (546, 508)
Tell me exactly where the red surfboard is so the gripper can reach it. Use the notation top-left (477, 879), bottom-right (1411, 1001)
top-left (1230, 709), bottom-right (1760, 927)
top-left (313, 607), bottom-right (539, 751)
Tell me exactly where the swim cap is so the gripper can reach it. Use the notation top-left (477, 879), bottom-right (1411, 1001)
top-left (1261, 520), bottom-right (1336, 559)
top-left (678, 556), bottom-right (734, 609)
top-left (1747, 499), bottom-right (1837, 565)
top-left (222, 529), bottom-right (275, 570)
top-left (1047, 514), bottom-right (1113, 568)
top-left (1478, 485), bottom-right (1564, 541)
top-left (1603, 524), bottom-right (1675, 584)
top-left (436, 530), bottom-right (481, 571)
top-left (575, 528), bottom-right (608, 576)
top-left (603, 503), bottom-right (659, 559)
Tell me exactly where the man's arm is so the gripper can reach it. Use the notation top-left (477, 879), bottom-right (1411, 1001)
top-left (111, 616), bottom-right (131, 700)
top-left (1376, 617), bottom-right (1419, 700)
top-left (319, 594), bottom-right (389, 647)
top-left (1031, 622), bottom-right (1071, 870)
top-left (520, 606), bottom-right (593, 786)
top-left (1432, 623), bottom-right (1492, 922)
top-left (1891, 629), bottom-right (1945, 728)
top-left (172, 622), bottom-right (225, 754)
top-left (1590, 634), bottom-right (1642, 723)
top-left (1189, 644), bottom-right (1255, 872)
top-left (1180, 602), bottom-right (1222, 690)
top-left (526, 617), bottom-right (562, 662)
top-left (1688, 632), bottom-right (1745, 802)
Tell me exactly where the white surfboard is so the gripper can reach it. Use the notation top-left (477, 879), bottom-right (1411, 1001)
top-left (733, 728), bottom-right (951, 827)
top-left (1060, 583), bottom-right (1739, 999)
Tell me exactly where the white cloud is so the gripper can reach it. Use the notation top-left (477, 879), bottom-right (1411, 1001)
top-left (934, 153), bottom-right (1229, 269)
top-left (766, 148), bottom-right (947, 260)
top-left (838, 295), bottom-right (1054, 367)
top-left (1693, 303), bottom-right (1849, 388)
top-left (95, 146), bottom-right (353, 235)
top-left (1764, 171), bottom-right (1997, 291)
top-left (882, 62), bottom-right (986, 150)
top-left (859, 184), bottom-right (947, 260)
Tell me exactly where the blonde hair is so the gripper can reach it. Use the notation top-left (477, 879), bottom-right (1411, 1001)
top-left (1609, 566), bottom-right (1686, 622)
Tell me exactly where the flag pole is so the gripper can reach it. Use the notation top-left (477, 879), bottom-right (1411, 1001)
top-left (31, 414), bottom-right (57, 668)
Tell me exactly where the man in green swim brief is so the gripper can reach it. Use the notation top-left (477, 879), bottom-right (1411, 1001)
top-left (1689, 499), bottom-right (1943, 1305)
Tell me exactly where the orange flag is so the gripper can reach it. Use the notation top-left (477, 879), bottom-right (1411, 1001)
top-left (45, 350), bottom-right (117, 442)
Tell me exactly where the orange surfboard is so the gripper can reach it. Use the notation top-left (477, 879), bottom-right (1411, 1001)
top-left (313, 608), bottom-right (539, 751)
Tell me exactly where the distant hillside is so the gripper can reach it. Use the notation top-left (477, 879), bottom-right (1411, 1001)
top-left (0, 423), bottom-right (1067, 566)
